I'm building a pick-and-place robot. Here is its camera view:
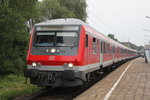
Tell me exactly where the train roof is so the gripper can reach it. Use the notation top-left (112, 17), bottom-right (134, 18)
top-left (35, 18), bottom-right (137, 52)
top-left (35, 18), bottom-right (86, 26)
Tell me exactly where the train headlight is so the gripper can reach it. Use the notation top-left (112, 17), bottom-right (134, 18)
top-left (51, 48), bottom-right (56, 53)
top-left (32, 62), bottom-right (37, 67)
top-left (68, 63), bottom-right (74, 68)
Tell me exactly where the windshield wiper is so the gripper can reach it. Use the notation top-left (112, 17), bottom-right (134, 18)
top-left (71, 38), bottom-right (77, 49)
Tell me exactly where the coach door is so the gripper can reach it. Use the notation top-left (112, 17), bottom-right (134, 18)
top-left (100, 40), bottom-right (103, 65)
top-left (85, 34), bottom-right (90, 64)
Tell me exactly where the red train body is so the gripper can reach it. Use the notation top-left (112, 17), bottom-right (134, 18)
top-left (25, 18), bottom-right (138, 87)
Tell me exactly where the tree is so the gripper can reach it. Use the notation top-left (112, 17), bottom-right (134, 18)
top-left (38, 0), bottom-right (87, 22)
top-left (58, 0), bottom-right (87, 21)
top-left (0, 0), bottom-right (39, 75)
top-left (0, 0), bottom-right (87, 75)
top-left (108, 34), bottom-right (118, 41)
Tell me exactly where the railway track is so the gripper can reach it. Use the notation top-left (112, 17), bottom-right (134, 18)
top-left (13, 59), bottom-right (132, 100)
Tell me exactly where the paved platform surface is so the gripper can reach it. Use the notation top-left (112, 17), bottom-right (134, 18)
top-left (74, 58), bottom-right (150, 100)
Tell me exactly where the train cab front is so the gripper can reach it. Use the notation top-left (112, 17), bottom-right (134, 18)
top-left (25, 25), bottom-right (85, 87)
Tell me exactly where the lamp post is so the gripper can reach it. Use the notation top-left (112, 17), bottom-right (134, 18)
top-left (144, 35), bottom-right (150, 45)
top-left (144, 16), bottom-right (150, 63)
top-left (143, 16), bottom-right (150, 44)
top-left (146, 16), bottom-right (150, 18)
top-left (143, 29), bottom-right (150, 32)
top-left (144, 35), bottom-right (150, 37)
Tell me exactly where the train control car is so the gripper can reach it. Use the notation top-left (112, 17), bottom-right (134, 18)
top-left (25, 18), bottom-right (138, 87)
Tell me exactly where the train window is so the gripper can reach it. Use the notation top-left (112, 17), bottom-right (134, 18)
top-left (106, 43), bottom-right (109, 54)
top-left (113, 46), bottom-right (115, 53)
top-left (106, 43), bottom-right (108, 53)
top-left (34, 31), bottom-right (78, 47)
top-left (97, 40), bottom-right (99, 53)
top-left (116, 47), bottom-right (118, 53)
top-left (119, 48), bottom-right (120, 53)
top-left (109, 44), bottom-right (111, 53)
top-left (93, 38), bottom-right (96, 42)
top-left (103, 42), bottom-right (106, 53)
top-left (120, 48), bottom-right (122, 54)
top-left (108, 44), bottom-right (110, 53)
top-left (101, 41), bottom-right (103, 53)
top-left (93, 37), bottom-right (97, 54)
top-left (117, 48), bottom-right (119, 53)
top-left (35, 32), bottom-right (55, 46)
top-left (109, 44), bottom-right (112, 54)
top-left (107, 43), bottom-right (109, 53)
top-left (86, 35), bottom-right (88, 47)
top-left (107, 43), bottom-right (110, 53)
top-left (56, 32), bottom-right (77, 46)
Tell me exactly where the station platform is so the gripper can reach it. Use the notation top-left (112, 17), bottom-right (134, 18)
top-left (74, 58), bottom-right (150, 100)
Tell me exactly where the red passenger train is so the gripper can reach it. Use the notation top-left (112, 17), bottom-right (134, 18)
top-left (25, 18), bottom-right (138, 87)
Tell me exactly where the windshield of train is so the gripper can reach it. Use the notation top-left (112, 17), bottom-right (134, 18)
top-left (34, 32), bottom-right (78, 47)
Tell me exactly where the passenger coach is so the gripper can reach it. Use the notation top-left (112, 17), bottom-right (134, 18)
top-left (25, 18), bottom-right (138, 87)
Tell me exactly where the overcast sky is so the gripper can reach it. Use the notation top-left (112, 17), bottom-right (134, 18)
top-left (87, 0), bottom-right (150, 46)
top-left (38, 0), bottom-right (150, 46)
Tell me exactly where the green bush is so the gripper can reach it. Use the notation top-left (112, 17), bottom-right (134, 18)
top-left (0, 74), bottom-right (38, 100)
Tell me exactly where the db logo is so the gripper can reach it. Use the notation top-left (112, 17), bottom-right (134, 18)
top-left (49, 56), bottom-right (55, 60)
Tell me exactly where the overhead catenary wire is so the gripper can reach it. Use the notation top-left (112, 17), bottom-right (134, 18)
top-left (87, 9), bottom-right (114, 34)
top-left (87, 16), bottom-right (110, 35)
top-left (86, 7), bottom-right (111, 34)
top-left (87, 0), bottom-right (116, 31)
top-left (87, 0), bottom-right (120, 37)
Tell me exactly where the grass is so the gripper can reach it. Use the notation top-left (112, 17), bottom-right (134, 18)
top-left (0, 74), bottom-right (38, 100)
